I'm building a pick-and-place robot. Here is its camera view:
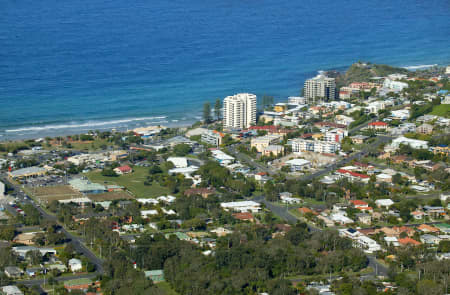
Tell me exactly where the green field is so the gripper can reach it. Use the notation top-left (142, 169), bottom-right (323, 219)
top-left (430, 104), bottom-right (450, 117)
top-left (85, 166), bottom-right (170, 198)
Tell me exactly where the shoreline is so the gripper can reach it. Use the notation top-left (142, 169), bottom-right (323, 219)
top-left (0, 118), bottom-right (196, 142)
top-left (1, 61), bottom-right (447, 142)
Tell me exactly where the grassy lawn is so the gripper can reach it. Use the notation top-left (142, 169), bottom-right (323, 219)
top-left (84, 166), bottom-right (170, 198)
top-left (430, 104), bottom-right (450, 117)
top-left (50, 138), bottom-right (115, 152)
top-left (157, 282), bottom-right (179, 295)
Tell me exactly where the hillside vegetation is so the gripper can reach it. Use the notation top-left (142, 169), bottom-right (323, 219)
top-left (329, 62), bottom-right (409, 88)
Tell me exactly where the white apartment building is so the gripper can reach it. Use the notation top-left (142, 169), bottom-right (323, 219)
top-left (291, 139), bottom-right (340, 154)
top-left (201, 130), bottom-right (223, 147)
top-left (223, 93), bottom-right (257, 129)
top-left (324, 128), bottom-right (347, 143)
top-left (383, 78), bottom-right (409, 91)
top-left (288, 96), bottom-right (307, 105)
top-left (304, 74), bottom-right (336, 103)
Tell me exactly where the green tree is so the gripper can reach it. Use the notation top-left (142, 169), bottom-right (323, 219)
top-left (214, 98), bottom-right (222, 120)
top-left (203, 102), bottom-right (212, 124)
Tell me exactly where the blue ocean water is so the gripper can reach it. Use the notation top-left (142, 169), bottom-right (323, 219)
top-left (1, 0), bottom-right (450, 139)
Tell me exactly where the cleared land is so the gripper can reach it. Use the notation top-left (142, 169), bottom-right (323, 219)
top-left (85, 166), bottom-right (170, 198)
top-left (430, 104), bottom-right (450, 117)
top-left (88, 191), bottom-right (134, 201)
top-left (33, 185), bottom-right (82, 202)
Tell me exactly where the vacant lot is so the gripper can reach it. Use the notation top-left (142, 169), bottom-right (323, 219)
top-left (88, 191), bottom-right (134, 201)
top-left (33, 185), bottom-right (82, 202)
top-left (85, 166), bottom-right (170, 198)
top-left (431, 104), bottom-right (450, 117)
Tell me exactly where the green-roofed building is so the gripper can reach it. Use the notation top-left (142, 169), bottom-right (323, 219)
top-left (436, 223), bottom-right (450, 234)
top-left (69, 178), bottom-right (106, 194)
top-left (144, 269), bottom-right (164, 283)
top-left (165, 232), bottom-right (190, 241)
top-left (64, 278), bottom-right (93, 291)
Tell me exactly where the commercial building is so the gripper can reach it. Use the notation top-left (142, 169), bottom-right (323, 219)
top-left (223, 93), bottom-right (257, 129)
top-left (69, 178), bottom-right (106, 194)
top-left (304, 74), bottom-right (336, 103)
top-left (8, 167), bottom-right (46, 179)
top-left (284, 158), bottom-right (311, 172)
top-left (201, 130), bottom-right (224, 147)
top-left (291, 139), bottom-right (340, 154)
top-left (250, 135), bottom-right (282, 152)
top-left (262, 145), bottom-right (284, 156)
top-left (220, 201), bottom-right (261, 213)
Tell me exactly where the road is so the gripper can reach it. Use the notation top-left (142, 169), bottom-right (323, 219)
top-left (299, 135), bottom-right (393, 182)
top-left (249, 135), bottom-right (394, 279)
top-left (0, 174), bottom-right (104, 274)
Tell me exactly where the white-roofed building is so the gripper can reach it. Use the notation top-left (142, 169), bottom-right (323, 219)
top-left (141, 210), bottom-right (159, 218)
top-left (1, 285), bottom-right (24, 295)
top-left (220, 201), bottom-right (261, 213)
top-left (167, 157), bottom-right (189, 168)
top-left (211, 150), bottom-right (235, 165)
top-left (137, 198), bottom-right (159, 205)
top-left (388, 136), bottom-right (428, 151)
top-left (284, 159), bottom-right (311, 172)
top-left (375, 199), bottom-right (394, 209)
top-left (68, 258), bottom-right (82, 272)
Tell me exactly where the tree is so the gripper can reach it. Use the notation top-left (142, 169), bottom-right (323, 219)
top-left (101, 168), bottom-right (118, 177)
top-left (203, 102), bottom-right (212, 124)
top-left (214, 98), bottom-right (222, 120)
top-left (173, 144), bottom-right (192, 156)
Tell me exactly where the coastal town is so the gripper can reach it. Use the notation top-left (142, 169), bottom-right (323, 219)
top-left (0, 62), bottom-right (449, 294)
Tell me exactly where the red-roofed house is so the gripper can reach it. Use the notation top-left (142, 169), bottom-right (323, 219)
top-left (350, 200), bottom-right (369, 208)
top-left (398, 237), bottom-right (421, 246)
top-left (336, 169), bottom-right (370, 183)
top-left (114, 165), bottom-right (133, 175)
top-left (368, 121), bottom-right (388, 130)
top-left (417, 224), bottom-right (439, 233)
top-left (298, 207), bottom-right (318, 216)
top-left (233, 212), bottom-right (254, 222)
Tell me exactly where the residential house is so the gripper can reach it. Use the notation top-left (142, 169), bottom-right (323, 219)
top-left (416, 123), bottom-right (433, 134)
top-left (232, 212), bottom-right (254, 222)
top-left (375, 199), bottom-right (394, 209)
top-left (4, 266), bottom-right (22, 278)
top-left (114, 165), bottom-right (132, 175)
top-left (417, 224), bottom-right (439, 233)
top-left (356, 213), bottom-right (371, 225)
top-left (368, 121), bottom-right (388, 131)
top-left (144, 270), bottom-right (164, 283)
top-left (184, 187), bottom-right (216, 198)
top-left (68, 258), bottom-right (82, 272)
top-left (420, 234), bottom-right (440, 245)
top-left (398, 237), bottom-right (421, 246)
top-left (1, 285), bottom-right (24, 295)
top-left (350, 135), bottom-right (369, 145)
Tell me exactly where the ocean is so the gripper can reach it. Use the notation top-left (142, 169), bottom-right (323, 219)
top-left (1, 0), bottom-right (450, 140)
